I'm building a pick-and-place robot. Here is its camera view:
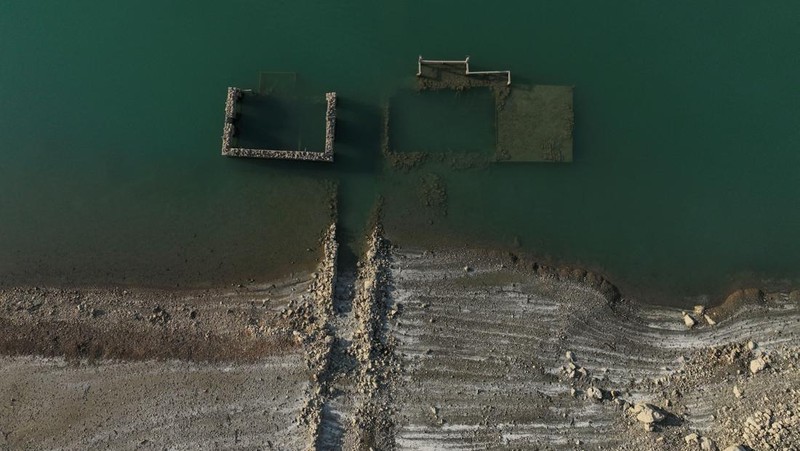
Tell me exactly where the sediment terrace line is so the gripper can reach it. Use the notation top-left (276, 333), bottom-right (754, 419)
top-left (221, 88), bottom-right (336, 161)
top-left (388, 251), bottom-right (800, 449)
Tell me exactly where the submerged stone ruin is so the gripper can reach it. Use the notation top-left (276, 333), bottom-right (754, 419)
top-left (383, 56), bottom-right (574, 163)
top-left (220, 57), bottom-right (572, 166)
top-left (221, 87), bottom-right (336, 162)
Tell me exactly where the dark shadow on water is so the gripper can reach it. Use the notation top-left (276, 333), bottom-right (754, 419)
top-left (334, 97), bottom-right (384, 175)
top-left (236, 94), bottom-right (297, 150)
top-left (330, 97), bottom-right (385, 266)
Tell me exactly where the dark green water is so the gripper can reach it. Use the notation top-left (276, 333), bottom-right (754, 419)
top-left (1, 2), bottom-right (799, 304)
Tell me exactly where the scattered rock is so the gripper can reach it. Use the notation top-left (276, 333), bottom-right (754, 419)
top-left (694, 305), bottom-right (706, 316)
top-left (700, 437), bottom-right (717, 451)
top-left (733, 385), bottom-right (742, 398)
top-left (749, 356), bottom-right (768, 374)
top-left (704, 314), bottom-right (717, 325)
top-left (565, 350), bottom-right (575, 361)
top-left (149, 306), bottom-right (170, 324)
top-left (682, 312), bottom-right (697, 329)
top-left (586, 386), bottom-right (603, 401)
top-left (684, 432), bottom-right (700, 444)
top-left (634, 403), bottom-right (666, 424)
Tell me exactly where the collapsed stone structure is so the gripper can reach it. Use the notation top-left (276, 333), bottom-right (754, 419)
top-left (221, 87), bottom-right (336, 162)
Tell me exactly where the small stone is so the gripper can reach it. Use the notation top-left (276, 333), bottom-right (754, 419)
top-left (749, 356), bottom-right (768, 374)
top-left (694, 305), bottom-right (706, 316)
top-left (586, 387), bottom-right (603, 401)
top-left (463, 266), bottom-right (472, 272)
top-left (684, 433), bottom-right (700, 444)
top-left (565, 350), bottom-right (575, 361)
top-left (733, 386), bottom-right (743, 398)
top-left (682, 312), bottom-right (697, 329)
top-left (747, 341), bottom-right (757, 351)
top-left (705, 314), bottom-right (716, 325)
top-left (722, 446), bottom-right (747, 451)
top-left (700, 437), bottom-right (717, 451)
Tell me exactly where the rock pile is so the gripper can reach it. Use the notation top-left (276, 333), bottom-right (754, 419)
top-left (741, 405), bottom-right (800, 449)
top-left (350, 223), bottom-right (398, 450)
top-left (684, 432), bottom-right (718, 450)
top-left (289, 224), bottom-right (338, 448)
top-left (631, 403), bottom-right (667, 431)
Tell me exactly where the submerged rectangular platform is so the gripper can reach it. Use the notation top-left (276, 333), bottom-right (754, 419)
top-left (496, 85), bottom-right (574, 162)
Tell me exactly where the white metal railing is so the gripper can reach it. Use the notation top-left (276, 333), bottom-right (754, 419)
top-left (417, 55), bottom-right (511, 86)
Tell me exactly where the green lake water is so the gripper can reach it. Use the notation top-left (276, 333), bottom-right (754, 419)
top-left (1, 1), bottom-right (799, 305)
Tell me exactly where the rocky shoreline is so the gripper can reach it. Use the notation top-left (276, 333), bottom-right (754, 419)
top-left (0, 228), bottom-right (798, 450)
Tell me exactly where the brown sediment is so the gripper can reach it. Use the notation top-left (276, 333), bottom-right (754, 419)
top-left (705, 287), bottom-right (766, 323)
top-left (0, 285), bottom-right (301, 362)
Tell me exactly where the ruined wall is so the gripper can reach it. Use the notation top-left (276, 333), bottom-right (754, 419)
top-left (221, 88), bottom-right (336, 162)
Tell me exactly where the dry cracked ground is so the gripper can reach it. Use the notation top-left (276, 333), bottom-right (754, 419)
top-left (1, 224), bottom-right (798, 450)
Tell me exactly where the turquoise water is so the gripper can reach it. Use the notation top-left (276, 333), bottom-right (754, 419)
top-left (389, 89), bottom-right (495, 154)
top-left (1, 1), bottom-right (799, 304)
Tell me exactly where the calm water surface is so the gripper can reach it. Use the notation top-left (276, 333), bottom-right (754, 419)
top-left (1, 1), bottom-right (799, 305)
